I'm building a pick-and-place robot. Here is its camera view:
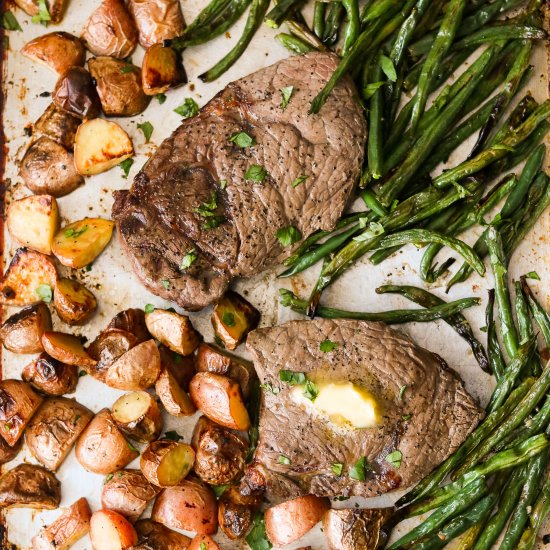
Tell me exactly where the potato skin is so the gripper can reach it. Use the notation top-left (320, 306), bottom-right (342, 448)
top-left (128, 0), bottom-right (185, 49)
top-left (53, 278), bottom-right (97, 325)
top-left (188, 535), bottom-right (220, 550)
top-left (88, 57), bottom-right (150, 117)
top-left (87, 329), bottom-right (139, 379)
top-left (25, 397), bottom-right (93, 471)
top-left (145, 309), bottom-right (200, 356)
top-left (53, 67), bottom-right (102, 120)
top-left (107, 309), bottom-right (151, 344)
top-left (159, 345), bottom-right (195, 390)
top-left (75, 408), bottom-right (138, 474)
top-left (151, 478), bottom-right (218, 535)
top-left (218, 486), bottom-right (260, 540)
top-left (34, 104), bottom-right (81, 151)
top-left (133, 519), bottom-right (191, 549)
top-left (20, 137), bottom-right (83, 197)
top-left (0, 436), bottom-right (21, 465)
top-left (14, 0), bottom-right (67, 22)
top-left (141, 43), bottom-right (186, 95)
top-left (140, 440), bottom-right (195, 487)
top-left (22, 32), bottom-right (86, 75)
top-left (155, 367), bottom-right (196, 417)
top-left (112, 391), bottom-right (163, 443)
top-left (90, 509), bottom-right (139, 549)
top-left (0, 302), bottom-right (52, 354)
top-left (0, 463), bottom-right (60, 509)
top-left (22, 353), bottom-right (79, 396)
top-left (101, 469), bottom-right (160, 523)
top-left (81, 0), bottom-right (138, 59)
top-left (42, 332), bottom-right (98, 370)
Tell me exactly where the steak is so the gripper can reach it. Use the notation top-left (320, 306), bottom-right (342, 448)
top-left (112, 52), bottom-right (366, 310)
top-left (245, 319), bottom-right (483, 500)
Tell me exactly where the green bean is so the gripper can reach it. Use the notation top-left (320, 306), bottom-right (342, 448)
top-left (199, 0), bottom-right (270, 82)
top-left (285, 20), bottom-right (327, 50)
top-left (171, 0), bottom-right (232, 45)
top-left (361, 0), bottom-right (399, 23)
top-left (276, 32), bottom-right (314, 53)
top-left (517, 468), bottom-right (550, 549)
top-left (488, 93), bottom-right (538, 147)
top-left (322, 2), bottom-right (344, 45)
top-left (515, 280), bottom-right (540, 376)
top-left (387, 477), bottom-right (489, 550)
top-left (265, 0), bottom-right (304, 28)
top-left (341, 0), bottom-right (360, 55)
top-left (410, 0), bottom-right (467, 132)
top-left (521, 276), bottom-right (550, 348)
top-left (453, 24), bottom-right (546, 51)
top-left (390, 0), bottom-right (432, 65)
top-left (376, 285), bottom-right (490, 373)
top-left (367, 58), bottom-right (385, 180)
top-left (409, 434), bottom-right (548, 516)
top-left (486, 289), bottom-right (506, 381)
top-left (312, 1), bottom-right (325, 38)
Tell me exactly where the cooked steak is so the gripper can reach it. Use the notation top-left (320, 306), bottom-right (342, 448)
top-left (112, 52), bottom-right (366, 310)
top-left (245, 319), bottom-right (483, 499)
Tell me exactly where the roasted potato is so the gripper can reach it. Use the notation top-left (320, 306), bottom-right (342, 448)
top-left (145, 309), bottom-right (199, 356)
top-left (133, 519), bottom-right (191, 549)
top-left (42, 332), bottom-right (98, 370)
top-left (90, 509), bottom-right (138, 550)
top-left (53, 67), bottom-right (102, 120)
top-left (141, 440), bottom-right (195, 487)
top-left (34, 104), bottom-right (81, 151)
top-left (52, 218), bottom-right (115, 269)
top-left (0, 379), bottom-right (43, 447)
top-left (26, 397), bottom-right (93, 471)
top-left (101, 469), bottom-right (160, 523)
top-left (88, 57), bottom-right (150, 117)
top-left (74, 118), bottom-right (134, 175)
top-left (151, 478), bottom-right (218, 535)
top-left (53, 278), bottom-right (97, 325)
top-left (14, 0), bottom-right (67, 23)
top-left (211, 291), bottom-right (260, 350)
top-left (159, 345), bottom-right (195, 390)
top-left (112, 391), bottom-right (162, 442)
top-left (0, 436), bottom-right (21, 465)
top-left (76, 408), bottom-right (138, 474)
top-left (22, 353), bottom-right (79, 396)
top-left (192, 416), bottom-right (248, 486)
top-left (264, 495), bottom-right (329, 546)
top-left (32, 497), bottom-right (92, 550)
top-left (20, 137), bottom-right (83, 197)
top-left (81, 0), bottom-right (138, 59)
top-left (0, 463), bottom-right (60, 509)
top-left (128, 0), bottom-right (185, 49)
top-left (108, 309), bottom-right (151, 343)
top-left (88, 329), bottom-right (139, 379)
top-left (218, 486), bottom-right (260, 540)
top-left (22, 32), bottom-right (85, 75)
top-left (155, 366), bottom-right (195, 417)
top-left (141, 43), bottom-right (186, 95)
top-left (195, 343), bottom-right (256, 399)
top-left (189, 372), bottom-right (250, 431)
top-left (7, 194), bottom-right (60, 255)
top-left (323, 507), bottom-right (395, 550)
top-left (0, 302), bottom-right (52, 354)
top-left (105, 339), bottom-right (161, 391)
top-left (188, 535), bottom-right (220, 550)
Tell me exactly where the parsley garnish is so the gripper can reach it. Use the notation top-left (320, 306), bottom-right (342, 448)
top-left (245, 164), bottom-right (267, 183)
top-left (402, 414), bottom-right (412, 421)
top-left (163, 431), bottom-right (183, 441)
top-left (32, 0), bottom-right (51, 25)
top-left (222, 312), bottom-right (236, 326)
top-left (525, 271), bottom-right (540, 280)
top-left (174, 98), bottom-right (199, 118)
top-left (120, 63), bottom-right (134, 74)
top-left (2, 12), bottom-right (22, 31)
top-left (245, 513), bottom-right (272, 550)
top-left (229, 131), bottom-right (255, 148)
top-left (349, 457), bottom-right (371, 481)
top-left (64, 226), bottom-right (88, 238)
top-left (156, 93), bottom-right (167, 104)
top-left (260, 381), bottom-right (280, 394)
top-left (291, 175), bottom-right (308, 188)
top-left (320, 339), bottom-right (338, 352)
top-left (200, 543), bottom-right (208, 550)
top-left (211, 485), bottom-right (229, 498)
top-left (399, 385), bottom-right (408, 400)
top-left (386, 450), bottom-right (403, 469)
top-left (137, 121), bottom-right (154, 142)
top-left (180, 249), bottom-right (197, 271)
top-left (127, 440), bottom-right (139, 453)
top-left (161, 279), bottom-right (170, 290)
top-left (276, 226), bottom-right (301, 247)
top-left (194, 191), bottom-right (225, 229)
top-left (35, 284), bottom-right (52, 303)
top-left (353, 221), bottom-right (385, 242)
top-left (379, 54), bottom-right (397, 81)
top-left (144, 304), bottom-right (155, 314)
top-left (280, 86), bottom-right (294, 110)
top-left (278, 455), bottom-right (291, 465)
top-left (119, 158), bottom-right (134, 179)
top-left (363, 81), bottom-right (385, 100)
top-left (279, 370), bottom-right (306, 385)
top-left (220, 179), bottom-right (227, 190)
top-left (78, 370), bottom-right (87, 377)
top-left (331, 462), bottom-right (343, 476)
top-left (304, 379), bottom-right (319, 402)
top-left (104, 473), bottom-right (114, 484)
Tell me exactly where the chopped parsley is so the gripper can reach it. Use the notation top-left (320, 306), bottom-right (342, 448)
top-left (320, 339), bottom-right (338, 353)
top-left (174, 98), bottom-right (199, 118)
top-left (32, 0), bottom-right (51, 25)
top-left (525, 271), bottom-right (540, 280)
top-left (104, 473), bottom-right (114, 484)
top-left (137, 121), bottom-right (154, 142)
top-left (211, 485), bottom-right (229, 498)
top-left (246, 512), bottom-right (272, 550)
top-left (78, 370), bottom-right (87, 377)
top-left (64, 226), bottom-right (88, 238)
top-left (120, 62), bottom-right (134, 74)
top-left (353, 221), bottom-right (385, 242)
top-left (222, 312), bottom-right (236, 326)
top-left (331, 462), bottom-right (343, 476)
top-left (399, 385), bottom-right (408, 400)
top-left (163, 431), bottom-right (183, 441)
top-left (180, 249), bottom-right (197, 271)
top-left (119, 158), bottom-right (134, 179)
top-left (127, 440), bottom-right (139, 453)
top-left (349, 456), bottom-right (371, 481)
top-left (386, 450), bottom-right (403, 469)
top-left (35, 284), bottom-right (52, 303)
top-left (2, 11), bottom-right (22, 31)
top-left (195, 190), bottom-right (225, 229)
top-left (303, 379), bottom-right (319, 402)
top-left (260, 381), bottom-right (280, 394)
top-left (219, 179), bottom-right (227, 190)
top-left (245, 164), bottom-right (267, 183)
top-left (200, 543), bottom-right (208, 550)
top-left (280, 85), bottom-right (294, 110)
top-left (276, 226), bottom-right (302, 247)
top-left (277, 455), bottom-right (291, 465)
top-left (402, 414), bottom-right (412, 421)
top-left (291, 175), bottom-right (308, 188)
top-left (161, 279), bottom-right (170, 290)
top-left (363, 81), bottom-right (385, 100)
top-left (279, 370), bottom-right (306, 385)
top-left (379, 54), bottom-right (397, 81)
top-left (229, 131), bottom-right (255, 148)
top-left (144, 304), bottom-right (155, 314)
top-left (156, 93), bottom-right (167, 104)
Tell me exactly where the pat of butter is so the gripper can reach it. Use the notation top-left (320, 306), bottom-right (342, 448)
top-left (293, 382), bottom-right (378, 428)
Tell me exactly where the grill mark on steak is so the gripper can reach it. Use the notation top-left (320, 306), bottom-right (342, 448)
top-left (112, 52), bottom-right (366, 310)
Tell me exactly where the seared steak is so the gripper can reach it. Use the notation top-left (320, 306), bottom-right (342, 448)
top-left (112, 52), bottom-right (366, 310)
top-left (246, 319), bottom-right (483, 499)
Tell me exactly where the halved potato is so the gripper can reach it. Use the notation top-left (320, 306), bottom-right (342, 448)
top-left (41, 331), bottom-right (98, 370)
top-left (0, 436), bottom-right (22, 465)
top-left (155, 367), bottom-right (196, 417)
top-left (0, 379), bottom-right (43, 447)
top-left (87, 329), bottom-right (139, 379)
top-left (151, 478), bottom-right (218, 535)
top-left (74, 119), bottom-right (134, 175)
top-left (188, 535), bottom-right (221, 550)
top-left (34, 104), bottom-right (81, 151)
top-left (0, 248), bottom-right (57, 307)
top-left (0, 302), bottom-right (52, 354)
top-left (22, 353), bottom-right (79, 396)
top-left (25, 397), bottom-right (93, 470)
top-left (81, 0), bottom-right (138, 59)
top-left (264, 495), bottom-right (330, 546)
top-left (14, 0), bottom-right (67, 23)
top-left (219, 486), bottom-right (260, 540)
top-left (76, 409), bottom-right (138, 474)
top-left (7, 194), bottom-right (60, 255)
top-left (32, 497), bottom-right (92, 550)
top-left (211, 291), bottom-right (260, 350)
top-left (53, 67), bottom-right (102, 120)
top-left (189, 372), bottom-right (250, 431)
top-left (90, 509), bottom-right (138, 550)
top-left (108, 309), bottom-right (150, 344)
top-left (134, 519), bottom-right (191, 549)
top-left (22, 32), bottom-right (86, 75)
top-left (105, 339), bottom-right (161, 390)
top-left (145, 309), bottom-right (199, 356)
top-left (54, 278), bottom-right (97, 325)
top-left (52, 218), bottom-right (115, 269)
top-left (89, 57), bottom-right (150, 117)
top-left (20, 137), bottom-right (83, 197)
top-left (141, 43), bottom-right (186, 96)
top-left (140, 440), bottom-right (195, 487)
top-left (101, 470), bottom-right (160, 523)
top-left (159, 344), bottom-right (195, 390)
top-left (112, 391), bottom-right (162, 442)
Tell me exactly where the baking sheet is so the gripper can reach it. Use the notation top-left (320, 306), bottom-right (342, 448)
top-left (0, 0), bottom-right (549, 548)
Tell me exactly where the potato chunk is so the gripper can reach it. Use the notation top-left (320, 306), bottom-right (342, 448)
top-left (52, 218), bottom-right (115, 269)
top-left (41, 331), bottom-right (98, 370)
top-left (145, 309), bottom-right (199, 356)
top-left (7, 194), bottom-right (60, 255)
top-left (218, 486), bottom-right (260, 540)
top-left (155, 367), bottom-right (195, 417)
top-left (74, 119), bottom-right (134, 175)
top-left (22, 32), bottom-right (85, 75)
top-left (53, 67), bottom-right (102, 120)
top-left (141, 440), bottom-right (195, 487)
top-left (22, 353), bottom-right (79, 396)
top-left (112, 391), bottom-right (163, 442)
top-left (107, 308), bottom-right (151, 343)
top-left (134, 519), bottom-right (191, 550)
top-left (159, 345), bottom-right (195, 390)
top-left (0, 302), bottom-right (52, 354)
top-left (87, 329), bottom-right (139, 379)
top-left (141, 43), bottom-right (186, 95)
top-left (14, 0), bottom-right (67, 23)
top-left (34, 104), bottom-right (81, 151)
top-left (89, 509), bottom-right (138, 550)
top-left (54, 278), bottom-right (97, 325)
